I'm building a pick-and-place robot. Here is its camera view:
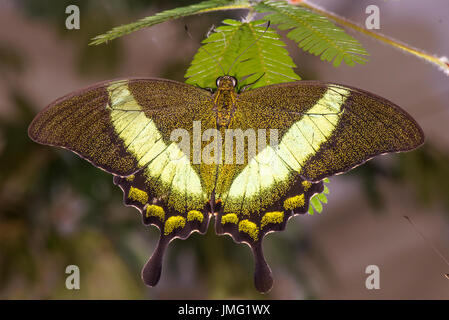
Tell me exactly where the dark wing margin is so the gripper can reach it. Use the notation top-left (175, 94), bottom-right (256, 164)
top-left (28, 77), bottom-right (214, 288)
top-left (28, 81), bottom-right (140, 176)
top-left (300, 84), bottom-right (425, 181)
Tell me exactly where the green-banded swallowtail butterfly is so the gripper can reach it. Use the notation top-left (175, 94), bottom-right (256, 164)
top-left (28, 75), bottom-right (424, 293)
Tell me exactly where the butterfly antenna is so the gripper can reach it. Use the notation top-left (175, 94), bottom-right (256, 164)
top-left (226, 21), bottom-right (271, 76)
top-left (403, 215), bottom-right (449, 279)
top-left (184, 25), bottom-right (226, 76)
top-left (240, 72), bottom-right (266, 92)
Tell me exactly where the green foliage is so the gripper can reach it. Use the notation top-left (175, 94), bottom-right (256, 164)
top-left (308, 178), bottom-right (330, 215)
top-left (90, 0), bottom-right (369, 68)
top-left (255, 1), bottom-right (369, 67)
top-left (90, 0), bottom-right (251, 45)
top-left (185, 19), bottom-right (300, 90)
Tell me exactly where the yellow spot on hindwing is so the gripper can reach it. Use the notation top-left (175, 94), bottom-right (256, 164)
top-left (164, 216), bottom-right (186, 235)
top-left (146, 205), bottom-right (165, 222)
top-left (302, 180), bottom-right (312, 191)
top-left (128, 187), bottom-right (148, 204)
top-left (283, 194), bottom-right (305, 210)
top-left (221, 213), bottom-right (239, 225)
top-left (126, 175), bottom-right (135, 182)
top-left (187, 210), bottom-right (203, 223)
top-left (261, 211), bottom-right (284, 228)
top-left (238, 220), bottom-right (259, 241)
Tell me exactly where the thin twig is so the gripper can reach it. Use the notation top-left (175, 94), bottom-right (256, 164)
top-left (298, 1), bottom-right (449, 76)
top-left (403, 215), bottom-right (449, 279)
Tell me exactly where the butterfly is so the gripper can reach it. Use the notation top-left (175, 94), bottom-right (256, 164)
top-left (28, 75), bottom-right (424, 293)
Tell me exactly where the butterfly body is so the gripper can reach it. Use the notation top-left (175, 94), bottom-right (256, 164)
top-left (213, 75), bottom-right (238, 127)
top-left (28, 76), bottom-right (424, 293)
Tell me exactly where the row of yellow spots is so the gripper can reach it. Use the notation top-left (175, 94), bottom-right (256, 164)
top-left (220, 211), bottom-right (285, 242)
top-left (220, 192), bottom-right (307, 241)
top-left (145, 203), bottom-right (204, 236)
top-left (129, 185), bottom-right (307, 240)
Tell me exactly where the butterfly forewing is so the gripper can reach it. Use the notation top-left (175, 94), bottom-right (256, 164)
top-left (237, 81), bottom-right (424, 181)
top-left (220, 81), bottom-right (424, 219)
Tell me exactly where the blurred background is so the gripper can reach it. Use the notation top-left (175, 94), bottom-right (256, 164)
top-left (0, 0), bottom-right (448, 299)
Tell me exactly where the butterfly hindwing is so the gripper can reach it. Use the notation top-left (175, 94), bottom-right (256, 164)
top-left (212, 79), bottom-right (424, 292)
top-left (114, 171), bottom-right (210, 286)
top-left (215, 175), bottom-right (323, 292)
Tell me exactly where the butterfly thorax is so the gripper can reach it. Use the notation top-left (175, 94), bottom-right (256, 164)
top-left (213, 76), bottom-right (237, 127)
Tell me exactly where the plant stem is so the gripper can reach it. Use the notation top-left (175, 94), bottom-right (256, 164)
top-left (299, 0), bottom-right (449, 76)
top-left (243, 7), bottom-right (257, 22)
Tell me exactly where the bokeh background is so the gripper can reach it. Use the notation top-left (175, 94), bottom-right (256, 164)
top-left (0, 0), bottom-right (448, 299)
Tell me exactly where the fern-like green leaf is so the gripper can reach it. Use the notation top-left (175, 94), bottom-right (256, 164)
top-left (90, 0), bottom-right (251, 45)
top-left (308, 178), bottom-right (330, 215)
top-left (185, 19), bottom-right (300, 90)
top-left (255, 1), bottom-right (369, 67)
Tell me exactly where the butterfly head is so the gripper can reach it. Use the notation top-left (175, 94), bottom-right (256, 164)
top-left (216, 75), bottom-right (237, 90)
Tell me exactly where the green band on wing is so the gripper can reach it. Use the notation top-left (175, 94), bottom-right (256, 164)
top-left (277, 86), bottom-right (349, 174)
top-left (224, 86), bottom-right (348, 215)
top-left (107, 81), bottom-right (205, 212)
